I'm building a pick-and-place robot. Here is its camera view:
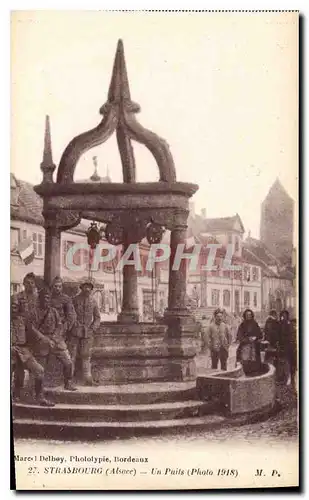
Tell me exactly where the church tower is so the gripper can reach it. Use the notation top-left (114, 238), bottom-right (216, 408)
top-left (260, 178), bottom-right (294, 263)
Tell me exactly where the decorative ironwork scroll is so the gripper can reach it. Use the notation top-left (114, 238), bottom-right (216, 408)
top-left (55, 40), bottom-right (176, 186)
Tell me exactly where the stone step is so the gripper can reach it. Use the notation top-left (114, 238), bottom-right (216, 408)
top-left (13, 399), bottom-right (216, 423)
top-left (13, 414), bottom-right (226, 440)
top-left (43, 381), bottom-right (198, 405)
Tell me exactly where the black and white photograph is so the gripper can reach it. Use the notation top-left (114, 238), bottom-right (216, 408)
top-left (10, 10), bottom-right (298, 490)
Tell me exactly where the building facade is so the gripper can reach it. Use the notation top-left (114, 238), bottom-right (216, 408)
top-left (11, 174), bottom-right (296, 322)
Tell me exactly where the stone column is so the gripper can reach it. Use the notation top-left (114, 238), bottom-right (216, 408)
top-left (164, 212), bottom-right (197, 382)
top-left (43, 211), bottom-right (61, 286)
top-left (165, 211), bottom-right (190, 320)
top-left (118, 243), bottom-right (139, 323)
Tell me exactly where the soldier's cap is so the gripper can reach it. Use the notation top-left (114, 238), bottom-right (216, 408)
top-left (52, 276), bottom-right (63, 285)
top-left (80, 277), bottom-right (95, 290)
top-left (214, 308), bottom-right (224, 317)
top-left (23, 272), bottom-right (36, 284)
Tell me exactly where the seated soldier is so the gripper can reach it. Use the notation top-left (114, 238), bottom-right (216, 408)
top-left (11, 296), bottom-right (54, 406)
top-left (29, 286), bottom-right (77, 391)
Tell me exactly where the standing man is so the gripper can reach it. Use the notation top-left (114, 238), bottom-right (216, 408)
top-left (69, 278), bottom-right (101, 386)
top-left (29, 286), bottom-right (77, 391)
top-left (278, 310), bottom-right (293, 385)
top-left (207, 308), bottom-right (232, 371)
top-left (264, 310), bottom-right (280, 348)
top-left (11, 296), bottom-right (54, 406)
top-left (264, 309), bottom-right (280, 364)
top-left (51, 276), bottom-right (76, 340)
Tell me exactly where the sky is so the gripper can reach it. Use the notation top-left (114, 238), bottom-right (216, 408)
top-left (11, 11), bottom-right (298, 240)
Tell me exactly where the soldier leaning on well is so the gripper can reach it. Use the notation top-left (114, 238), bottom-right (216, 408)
top-left (68, 278), bottom-right (101, 386)
top-left (29, 286), bottom-right (77, 392)
top-left (11, 296), bottom-right (54, 406)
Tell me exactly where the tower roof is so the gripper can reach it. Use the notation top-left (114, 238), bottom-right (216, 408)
top-left (263, 178), bottom-right (293, 205)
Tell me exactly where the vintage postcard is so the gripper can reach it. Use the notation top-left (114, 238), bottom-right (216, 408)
top-left (11, 10), bottom-right (299, 490)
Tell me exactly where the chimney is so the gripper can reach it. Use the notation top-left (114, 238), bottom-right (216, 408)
top-left (201, 208), bottom-right (207, 219)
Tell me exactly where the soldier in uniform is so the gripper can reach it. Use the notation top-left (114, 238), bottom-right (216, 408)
top-left (29, 286), bottom-right (77, 391)
top-left (15, 272), bottom-right (39, 321)
top-left (68, 278), bottom-right (101, 386)
top-left (11, 296), bottom-right (54, 406)
top-left (51, 276), bottom-right (76, 340)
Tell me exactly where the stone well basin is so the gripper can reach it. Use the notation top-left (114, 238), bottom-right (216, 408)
top-left (197, 363), bottom-right (276, 416)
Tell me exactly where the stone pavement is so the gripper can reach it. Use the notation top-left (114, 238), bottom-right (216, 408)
top-left (15, 384), bottom-right (297, 447)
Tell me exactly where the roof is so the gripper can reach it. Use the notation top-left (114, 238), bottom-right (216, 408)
top-left (204, 214), bottom-right (244, 234)
top-left (244, 236), bottom-right (280, 267)
top-left (262, 178), bottom-right (294, 206)
top-left (10, 173), bottom-right (90, 234)
top-left (244, 236), bottom-right (295, 280)
top-left (76, 172), bottom-right (112, 184)
top-left (242, 247), bottom-right (278, 276)
top-left (11, 174), bottom-right (44, 225)
top-left (278, 267), bottom-right (295, 280)
top-left (188, 213), bottom-right (245, 237)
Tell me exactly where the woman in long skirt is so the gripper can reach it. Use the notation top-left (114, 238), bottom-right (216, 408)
top-left (236, 309), bottom-right (263, 375)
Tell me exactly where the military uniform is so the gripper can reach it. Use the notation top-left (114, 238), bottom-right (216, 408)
top-left (14, 289), bottom-right (39, 322)
top-left (69, 292), bottom-right (101, 384)
top-left (29, 305), bottom-right (74, 388)
top-left (51, 292), bottom-right (76, 337)
top-left (11, 314), bottom-right (44, 399)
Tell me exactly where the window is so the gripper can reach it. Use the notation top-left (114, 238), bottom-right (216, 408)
top-left (32, 232), bottom-right (44, 257)
top-left (228, 234), bottom-right (233, 244)
top-left (252, 266), bottom-right (259, 281)
top-left (234, 290), bottom-right (240, 313)
top-left (63, 240), bottom-right (75, 268)
top-left (10, 227), bottom-right (20, 251)
top-left (244, 265), bottom-right (251, 281)
top-left (212, 268), bottom-right (220, 277)
top-left (253, 292), bottom-right (258, 307)
top-left (108, 290), bottom-right (117, 314)
top-left (223, 269), bottom-right (230, 278)
top-left (244, 291), bottom-right (250, 306)
top-left (223, 289), bottom-right (231, 307)
top-left (235, 237), bottom-right (240, 252)
top-left (211, 289), bottom-right (220, 306)
top-left (233, 270), bottom-right (242, 280)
